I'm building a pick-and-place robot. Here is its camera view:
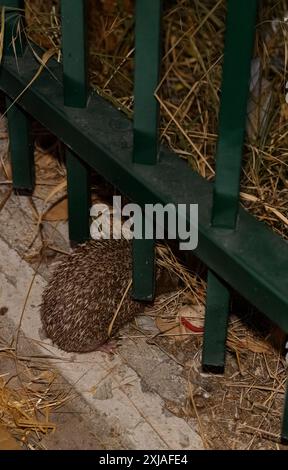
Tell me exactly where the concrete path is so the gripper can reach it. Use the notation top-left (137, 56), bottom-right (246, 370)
top-left (0, 186), bottom-right (203, 450)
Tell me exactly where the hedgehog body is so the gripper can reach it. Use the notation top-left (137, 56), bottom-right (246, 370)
top-left (41, 239), bottom-right (143, 352)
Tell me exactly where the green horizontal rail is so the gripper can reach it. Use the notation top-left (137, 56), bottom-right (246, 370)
top-left (1, 47), bottom-right (288, 334)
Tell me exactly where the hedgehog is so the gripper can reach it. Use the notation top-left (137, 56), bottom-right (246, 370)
top-left (41, 239), bottom-right (178, 353)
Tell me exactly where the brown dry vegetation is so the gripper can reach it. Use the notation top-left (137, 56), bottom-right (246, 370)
top-left (24, 0), bottom-right (288, 238)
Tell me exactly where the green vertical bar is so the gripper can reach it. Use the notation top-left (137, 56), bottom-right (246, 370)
top-left (3, 3), bottom-right (32, 193)
top-left (212, 0), bottom-right (258, 228)
top-left (282, 380), bottom-right (288, 442)
top-left (132, 1), bottom-right (162, 301)
top-left (61, 0), bottom-right (90, 243)
top-left (2, 0), bottom-right (25, 57)
top-left (66, 149), bottom-right (90, 243)
top-left (132, 212), bottom-right (155, 301)
top-left (6, 96), bottom-right (35, 192)
top-left (282, 379), bottom-right (288, 442)
top-left (61, 0), bottom-right (88, 107)
top-left (133, 0), bottom-right (162, 164)
top-left (202, 271), bottom-right (230, 369)
top-left (132, 239), bottom-right (156, 301)
top-left (203, 0), bottom-right (258, 370)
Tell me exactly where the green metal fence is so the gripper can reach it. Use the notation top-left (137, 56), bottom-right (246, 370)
top-left (0, 0), bottom-right (287, 441)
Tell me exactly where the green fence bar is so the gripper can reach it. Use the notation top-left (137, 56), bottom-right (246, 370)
top-left (2, 0), bottom-right (25, 57)
top-left (132, 0), bottom-right (162, 301)
top-left (133, 0), bottom-right (162, 165)
top-left (66, 150), bottom-right (91, 243)
top-left (3, 2), bottom-right (32, 192)
top-left (61, 0), bottom-right (90, 243)
top-left (282, 380), bottom-right (288, 442)
top-left (61, 0), bottom-right (88, 108)
top-left (203, 0), bottom-right (258, 369)
top-left (132, 239), bottom-right (155, 301)
top-left (202, 271), bottom-right (230, 369)
top-left (212, 0), bottom-right (258, 228)
top-left (66, 149), bottom-right (90, 243)
top-left (6, 96), bottom-right (34, 192)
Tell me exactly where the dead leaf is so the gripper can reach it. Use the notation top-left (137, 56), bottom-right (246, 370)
top-left (44, 180), bottom-right (67, 205)
top-left (43, 197), bottom-right (68, 221)
top-left (155, 316), bottom-right (187, 342)
top-left (155, 304), bottom-right (205, 341)
top-left (178, 305), bottom-right (204, 329)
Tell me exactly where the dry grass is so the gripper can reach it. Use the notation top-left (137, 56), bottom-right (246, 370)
top-left (0, 336), bottom-right (72, 449)
top-left (121, 282), bottom-right (287, 449)
top-left (21, 0), bottom-right (288, 239)
top-left (142, 295), bottom-right (288, 449)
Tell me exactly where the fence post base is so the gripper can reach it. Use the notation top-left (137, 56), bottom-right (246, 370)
top-left (202, 271), bottom-right (230, 370)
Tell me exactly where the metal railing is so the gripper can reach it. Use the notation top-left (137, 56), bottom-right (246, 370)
top-left (1, 0), bottom-right (287, 441)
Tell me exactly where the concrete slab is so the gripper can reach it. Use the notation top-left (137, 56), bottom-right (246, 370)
top-left (0, 316), bottom-right (122, 450)
top-left (0, 203), bottom-right (203, 450)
